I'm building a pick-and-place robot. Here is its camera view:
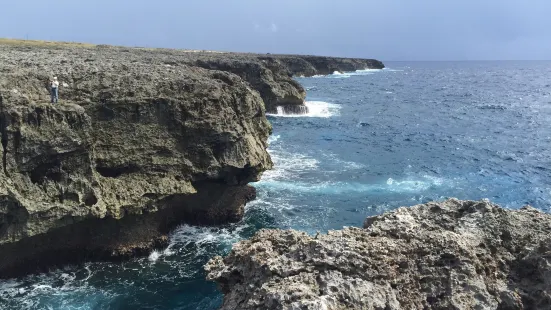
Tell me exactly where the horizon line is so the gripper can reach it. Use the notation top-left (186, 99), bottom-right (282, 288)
top-left (383, 59), bottom-right (551, 62)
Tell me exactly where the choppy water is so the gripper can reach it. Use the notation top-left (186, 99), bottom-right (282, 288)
top-left (2, 61), bottom-right (551, 309)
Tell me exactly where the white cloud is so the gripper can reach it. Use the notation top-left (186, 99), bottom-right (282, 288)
top-left (270, 23), bottom-right (278, 33)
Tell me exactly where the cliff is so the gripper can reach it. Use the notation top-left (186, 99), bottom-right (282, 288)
top-left (148, 51), bottom-right (384, 114)
top-left (206, 199), bottom-right (551, 310)
top-left (0, 39), bottom-right (384, 278)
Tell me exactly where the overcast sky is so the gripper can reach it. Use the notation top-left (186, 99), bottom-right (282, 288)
top-left (2, 0), bottom-right (551, 61)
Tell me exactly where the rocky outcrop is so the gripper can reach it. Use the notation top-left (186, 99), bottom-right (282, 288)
top-left (138, 51), bottom-right (384, 114)
top-left (0, 41), bottom-right (273, 277)
top-left (273, 55), bottom-right (384, 77)
top-left (256, 55), bottom-right (384, 114)
top-left (206, 199), bottom-right (551, 310)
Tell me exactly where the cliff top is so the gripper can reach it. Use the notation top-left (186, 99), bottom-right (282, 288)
top-left (0, 38), bottom-right (380, 61)
top-left (0, 38), bottom-right (383, 111)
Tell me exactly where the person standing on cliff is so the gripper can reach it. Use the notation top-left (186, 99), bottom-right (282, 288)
top-left (50, 77), bottom-right (59, 103)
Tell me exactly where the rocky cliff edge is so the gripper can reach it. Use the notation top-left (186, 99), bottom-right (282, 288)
top-left (206, 199), bottom-right (551, 310)
top-left (0, 40), bottom-right (383, 278)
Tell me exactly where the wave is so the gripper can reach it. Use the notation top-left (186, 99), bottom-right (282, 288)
top-left (255, 175), bottom-right (448, 195)
top-left (267, 101), bottom-right (341, 118)
top-left (148, 224), bottom-right (241, 263)
top-left (330, 71), bottom-right (351, 78)
top-left (0, 223), bottom-right (249, 308)
top-left (321, 152), bottom-right (366, 170)
top-left (350, 68), bottom-right (382, 76)
top-left (267, 134), bottom-right (281, 144)
top-left (310, 71), bottom-right (351, 79)
top-left (261, 139), bottom-right (365, 183)
top-left (309, 68), bottom-right (396, 79)
top-left (0, 265), bottom-right (118, 309)
top-left (259, 149), bottom-right (319, 181)
top-left (310, 68), bottom-right (400, 79)
top-left (167, 224), bottom-right (245, 252)
top-left (331, 71), bottom-right (352, 78)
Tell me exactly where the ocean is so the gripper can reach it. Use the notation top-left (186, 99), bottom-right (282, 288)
top-left (1, 61), bottom-right (551, 309)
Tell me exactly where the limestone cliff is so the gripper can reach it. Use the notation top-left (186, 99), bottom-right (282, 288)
top-left (0, 40), bottom-right (384, 278)
top-left (274, 55), bottom-right (384, 77)
top-left (139, 51), bottom-right (384, 114)
top-left (0, 42), bottom-right (273, 278)
top-left (206, 199), bottom-right (551, 310)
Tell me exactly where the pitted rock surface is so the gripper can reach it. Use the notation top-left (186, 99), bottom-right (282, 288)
top-left (206, 199), bottom-right (551, 310)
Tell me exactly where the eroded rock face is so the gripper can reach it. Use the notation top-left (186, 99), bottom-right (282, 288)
top-left (0, 43), bottom-right (273, 277)
top-left (206, 199), bottom-right (551, 310)
top-left (150, 52), bottom-right (384, 114)
top-left (275, 55), bottom-right (385, 77)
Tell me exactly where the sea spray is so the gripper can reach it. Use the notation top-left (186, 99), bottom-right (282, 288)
top-left (267, 101), bottom-right (341, 118)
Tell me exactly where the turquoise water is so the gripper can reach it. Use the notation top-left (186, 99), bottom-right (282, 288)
top-left (2, 61), bottom-right (551, 309)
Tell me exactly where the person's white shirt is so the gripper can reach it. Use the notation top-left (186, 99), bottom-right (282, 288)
top-left (51, 78), bottom-right (59, 88)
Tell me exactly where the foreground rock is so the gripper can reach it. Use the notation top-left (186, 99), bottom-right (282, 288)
top-left (206, 199), bottom-right (551, 310)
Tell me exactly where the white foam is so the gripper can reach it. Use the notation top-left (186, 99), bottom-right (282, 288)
top-left (0, 224), bottom-right (251, 308)
top-left (305, 101), bottom-right (341, 117)
top-left (259, 141), bottom-right (365, 184)
top-left (329, 71), bottom-right (351, 78)
top-left (352, 68), bottom-right (382, 75)
top-left (321, 153), bottom-right (365, 170)
top-left (267, 134), bottom-right (281, 144)
top-left (0, 266), bottom-right (120, 309)
top-left (307, 67), bottom-right (394, 79)
top-left (148, 250), bottom-right (161, 262)
top-left (256, 175), bottom-right (447, 195)
top-left (311, 71), bottom-right (351, 79)
top-left (260, 149), bottom-right (319, 181)
top-left (267, 101), bottom-right (341, 118)
top-left (382, 68), bottom-right (404, 72)
top-left (167, 224), bottom-right (246, 253)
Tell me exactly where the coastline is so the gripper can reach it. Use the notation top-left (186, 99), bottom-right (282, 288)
top-left (0, 39), bottom-right (384, 278)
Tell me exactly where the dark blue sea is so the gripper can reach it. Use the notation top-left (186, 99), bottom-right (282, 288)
top-left (2, 61), bottom-right (551, 309)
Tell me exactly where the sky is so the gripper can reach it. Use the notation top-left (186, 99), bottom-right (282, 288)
top-left (2, 0), bottom-right (551, 61)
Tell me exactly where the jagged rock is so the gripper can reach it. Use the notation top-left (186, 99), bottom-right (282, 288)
top-left (206, 199), bottom-right (551, 310)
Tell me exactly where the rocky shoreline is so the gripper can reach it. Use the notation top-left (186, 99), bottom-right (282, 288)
top-left (206, 199), bottom-right (551, 310)
top-left (0, 40), bottom-right (383, 278)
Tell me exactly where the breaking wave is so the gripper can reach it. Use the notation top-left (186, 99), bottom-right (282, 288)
top-left (267, 101), bottom-right (341, 118)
